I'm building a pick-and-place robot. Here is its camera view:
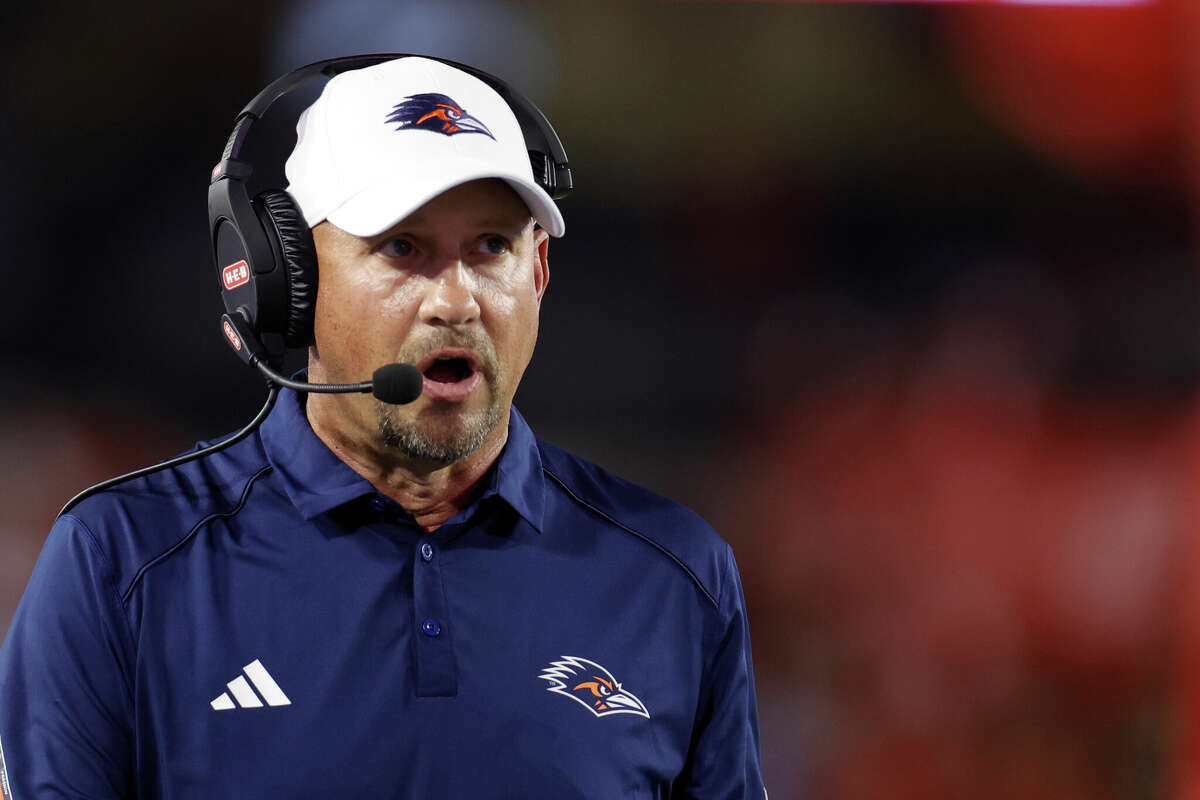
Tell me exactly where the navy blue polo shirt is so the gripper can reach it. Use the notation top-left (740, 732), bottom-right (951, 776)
top-left (0, 389), bottom-right (764, 798)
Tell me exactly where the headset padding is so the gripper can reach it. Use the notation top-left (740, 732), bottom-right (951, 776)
top-left (259, 190), bottom-right (317, 347)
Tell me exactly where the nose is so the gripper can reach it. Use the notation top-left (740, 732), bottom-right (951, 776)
top-left (418, 261), bottom-right (480, 328)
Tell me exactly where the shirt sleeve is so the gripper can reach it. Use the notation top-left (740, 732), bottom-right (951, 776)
top-left (0, 514), bottom-right (136, 798)
top-left (675, 543), bottom-right (767, 799)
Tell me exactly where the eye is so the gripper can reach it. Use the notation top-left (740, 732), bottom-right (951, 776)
top-left (379, 238), bottom-right (414, 259)
top-left (446, 108), bottom-right (461, 119)
top-left (478, 235), bottom-right (509, 256)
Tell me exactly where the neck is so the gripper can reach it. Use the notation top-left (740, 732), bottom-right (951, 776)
top-left (306, 394), bottom-right (510, 532)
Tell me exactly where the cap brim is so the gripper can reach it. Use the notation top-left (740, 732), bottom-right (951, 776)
top-left (324, 160), bottom-right (565, 239)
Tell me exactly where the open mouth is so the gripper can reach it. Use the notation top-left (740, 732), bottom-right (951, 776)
top-left (423, 356), bottom-right (475, 384)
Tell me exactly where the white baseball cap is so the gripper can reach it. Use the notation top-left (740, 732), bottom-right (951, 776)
top-left (285, 56), bottom-right (565, 238)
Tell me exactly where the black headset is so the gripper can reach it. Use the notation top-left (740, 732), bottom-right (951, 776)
top-left (207, 53), bottom-right (573, 363)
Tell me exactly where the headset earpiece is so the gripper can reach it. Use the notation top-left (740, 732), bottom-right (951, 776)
top-left (255, 191), bottom-right (317, 347)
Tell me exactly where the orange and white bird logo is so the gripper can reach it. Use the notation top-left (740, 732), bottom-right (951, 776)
top-left (538, 656), bottom-right (650, 719)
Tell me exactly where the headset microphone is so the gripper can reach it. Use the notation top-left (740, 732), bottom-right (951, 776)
top-left (370, 363), bottom-right (426, 405)
top-left (220, 311), bottom-right (423, 405)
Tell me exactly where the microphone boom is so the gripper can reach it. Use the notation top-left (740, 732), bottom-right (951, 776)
top-left (222, 312), bottom-right (422, 405)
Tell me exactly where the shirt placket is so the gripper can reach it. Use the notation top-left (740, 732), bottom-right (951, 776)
top-left (411, 531), bottom-right (458, 697)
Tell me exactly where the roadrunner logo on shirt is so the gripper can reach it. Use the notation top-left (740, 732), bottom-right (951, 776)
top-left (385, 93), bottom-right (496, 139)
top-left (538, 656), bottom-right (650, 719)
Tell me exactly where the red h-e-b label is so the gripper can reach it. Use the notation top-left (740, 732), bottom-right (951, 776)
top-left (222, 260), bottom-right (250, 291)
top-left (222, 319), bottom-right (243, 352)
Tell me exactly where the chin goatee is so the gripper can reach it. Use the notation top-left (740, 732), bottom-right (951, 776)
top-left (376, 400), bottom-right (504, 467)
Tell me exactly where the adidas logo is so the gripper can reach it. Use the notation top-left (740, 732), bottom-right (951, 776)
top-left (210, 659), bottom-right (291, 710)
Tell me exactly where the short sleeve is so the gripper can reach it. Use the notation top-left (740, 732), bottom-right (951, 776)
top-left (675, 544), bottom-right (766, 799)
top-left (0, 515), bottom-right (135, 798)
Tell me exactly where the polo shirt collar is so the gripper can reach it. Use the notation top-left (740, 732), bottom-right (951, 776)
top-left (259, 387), bottom-right (544, 532)
top-left (488, 406), bottom-right (544, 533)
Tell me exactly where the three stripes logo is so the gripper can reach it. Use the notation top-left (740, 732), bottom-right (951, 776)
top-left (210, 659), bottom-right (291, 711)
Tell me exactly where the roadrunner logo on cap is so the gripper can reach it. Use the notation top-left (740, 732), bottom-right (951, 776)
top-left (538, 656), bottom-right (650, 719)
top-left (385, 93), bottom-right (495, 139)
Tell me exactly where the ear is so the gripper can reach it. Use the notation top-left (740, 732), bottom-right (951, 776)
top-left (532, 227), bottom-right (550, 304)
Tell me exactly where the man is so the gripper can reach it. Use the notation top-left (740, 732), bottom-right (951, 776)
top-left (0, 56), bottom-right (764, 798)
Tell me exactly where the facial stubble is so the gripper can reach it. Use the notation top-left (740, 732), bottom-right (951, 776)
top-left (373, 330), bottom-right (505, 467)
top-left (375, 391), bottom-right (504, 468)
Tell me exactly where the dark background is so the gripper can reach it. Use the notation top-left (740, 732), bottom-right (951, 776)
top-left (3, 2), bottom-right (1199, 797)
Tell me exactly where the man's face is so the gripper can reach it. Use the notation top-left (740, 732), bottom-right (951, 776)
top-left (308, 178), bottom-right (550, 468)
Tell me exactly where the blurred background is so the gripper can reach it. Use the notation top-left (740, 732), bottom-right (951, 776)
top-left (2, 0), bottom-right (1198, 796)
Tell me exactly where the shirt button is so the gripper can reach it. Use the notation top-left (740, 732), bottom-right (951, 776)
top-left (420, 542), bottom-right (434, 561)
top-left (421, 618), bottom-right (441, 637)
top-left (370, 496), bottom-right (387, 512)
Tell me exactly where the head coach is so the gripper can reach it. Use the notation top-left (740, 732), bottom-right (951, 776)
top-left (0, 55), bottom-right (765, 798)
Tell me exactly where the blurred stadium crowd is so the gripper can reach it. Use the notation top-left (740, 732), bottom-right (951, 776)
top-left (2, 1), bottom-right (1199, 797)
